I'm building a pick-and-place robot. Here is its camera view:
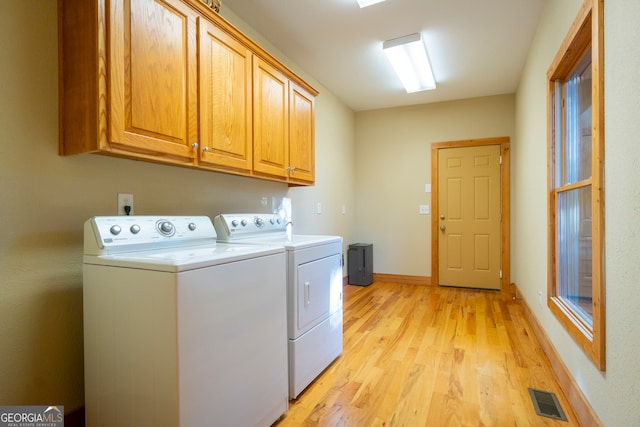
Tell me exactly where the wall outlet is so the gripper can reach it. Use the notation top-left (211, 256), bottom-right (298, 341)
top-left (419, 204), bottom-right (430, 215)
top-left (118, 193), bottom-right (134, 216)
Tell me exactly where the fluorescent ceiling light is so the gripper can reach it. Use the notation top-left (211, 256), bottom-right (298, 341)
top-left (357, 0), bottom-right (385, 8)
top-left (383, 33), bottom-right (436, 93)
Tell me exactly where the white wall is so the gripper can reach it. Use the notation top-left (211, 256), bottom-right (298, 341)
top-left (0, 0), bottom-right (356, 412)
top-left (354, 96), bottom-right (515, 277)
top-left (513, 0), bottom-right (640, 424)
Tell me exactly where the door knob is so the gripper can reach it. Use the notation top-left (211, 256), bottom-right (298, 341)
top-left (440, 215), bottom-right (445, 220)
top-left (440, 225), bottom-right (446, 231)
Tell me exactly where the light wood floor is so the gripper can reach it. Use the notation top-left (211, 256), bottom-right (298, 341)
top-left (275, 281), bottom-right (578, 426)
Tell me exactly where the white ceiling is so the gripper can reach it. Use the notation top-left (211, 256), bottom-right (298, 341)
top-left (221, 0), bottom-right (544, 112)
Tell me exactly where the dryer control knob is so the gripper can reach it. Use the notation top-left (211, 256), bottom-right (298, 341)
top-left (110, 225), bottom-right (121, 235)
top-left (241, 219), bottom-right (248, 227)
top-left (255, 217), bottom-right (264, 227)
top-left (130, 224), bottom-right (141, 234)
top-left (188, 223), bottom-right (197, 231)
top-left (231, 220), bottom-right (239, 227)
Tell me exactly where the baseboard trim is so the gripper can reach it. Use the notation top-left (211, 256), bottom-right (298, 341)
top-left (373, 273), bottom-right (431, 286)
top-left (514, 284), bottom-right (602, 427)
top-left (64, 406), bottom-right (84, 427)
top-left (343, 274), bottom-right (431, 287)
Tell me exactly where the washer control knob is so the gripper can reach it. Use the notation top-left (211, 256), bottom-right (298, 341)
top-left (158, 221), bottom-right (174, 235)
top-left (188, 222), bottom-right (197, 231)
top-left (231, 220), bottom-right (239, 227)
top-left (110, 225), bottom-right (121, 235)
top-left (130, 224), bottom-right (141, 234)
top-left (255, 217), bottom-right (264, 227)
top-left (241, 219), bottom-right (248, 227)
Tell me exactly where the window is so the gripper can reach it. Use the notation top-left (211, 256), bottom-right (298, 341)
top-left (547, 0), bottom-right (604, 370)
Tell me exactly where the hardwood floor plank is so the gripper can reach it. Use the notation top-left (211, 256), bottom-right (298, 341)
top-left (275, 282), bottom-right (578, 426)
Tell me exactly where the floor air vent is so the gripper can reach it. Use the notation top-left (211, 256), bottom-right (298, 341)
top-left (528, 388), bottom-right (568, 421)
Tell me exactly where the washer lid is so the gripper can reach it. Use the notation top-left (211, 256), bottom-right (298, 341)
top-left (83, 242), bottom-right (284, 272)
top-left (239, 233), bottom-right (343, 250)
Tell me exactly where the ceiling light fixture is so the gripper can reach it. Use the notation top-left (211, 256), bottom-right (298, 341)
top-left (383, 33), bottom-right (436, 93)
top-left (356, 0), bottom-right (385, 8)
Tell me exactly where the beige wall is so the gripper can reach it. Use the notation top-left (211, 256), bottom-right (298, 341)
top-left (513, 0), bottom-right (640, 424)
top-left (0, 1), bottom-right (356, 412)
top-left (353, 95), bottom-right (515, 277)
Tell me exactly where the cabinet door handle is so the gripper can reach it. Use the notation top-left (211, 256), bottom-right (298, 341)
top-left (191, 142), bottom-right (199, 149)
top-left (202, 147), bottom-right (209, 152)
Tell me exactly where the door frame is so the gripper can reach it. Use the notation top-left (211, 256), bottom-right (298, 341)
top-left (431, 136), bottom-right (511, 293)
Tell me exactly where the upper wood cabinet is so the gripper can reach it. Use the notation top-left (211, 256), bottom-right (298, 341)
top-left (198, 18), bottom-right (253, 173)
top-left (58, 0), bottom-right (317, 184)
top-left (289, 81), bottom-right (316, 184)
top-left (253, 59), bottom-right (316, 184)
top-left (59, 0), bottom-right (199, 165)
top-left (253, 58), bottom-right (290, 180)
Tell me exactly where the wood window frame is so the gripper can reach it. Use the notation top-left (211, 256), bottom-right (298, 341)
top-left (547, 0), bottom-right (605, 370)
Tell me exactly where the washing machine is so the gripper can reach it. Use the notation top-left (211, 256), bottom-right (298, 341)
top-left (83, 215), bottom-right (288, 427)
top-left (213, 213), bottom-right (343, 399)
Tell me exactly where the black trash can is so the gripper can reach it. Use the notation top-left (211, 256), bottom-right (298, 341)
top-left (348, 243), bottom-right (373, 286)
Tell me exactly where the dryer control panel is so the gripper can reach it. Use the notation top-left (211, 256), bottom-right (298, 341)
top-left (214, 213), bottom-right (289, 241)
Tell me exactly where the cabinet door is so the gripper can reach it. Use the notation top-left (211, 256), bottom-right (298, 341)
top-left (199, 20), bottom-right (252, 172)
top-left (289, 82), bottom-right (315, 184)
top-left (253, 57), bottom-right (289, 179)
top-left (108, 0), bottom-right (198, 164)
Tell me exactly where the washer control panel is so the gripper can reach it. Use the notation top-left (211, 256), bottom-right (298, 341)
top-left (84, 216), bottom-right (217, 255)
top-left (214, 213), bottom-right (288, 241)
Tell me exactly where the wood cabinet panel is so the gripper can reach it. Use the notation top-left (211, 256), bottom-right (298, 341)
top-left (108, 0), bottom-right (197, 164)
top-left (253, 58), bottom-right (289, 179)
top-left (199, 19), bottom-right (252, 172)
top-left (289, 82), bottom-right (315, 184)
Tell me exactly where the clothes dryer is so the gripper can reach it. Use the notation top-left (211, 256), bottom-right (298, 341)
top-left (214, 213), bottom-right (343, 399)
